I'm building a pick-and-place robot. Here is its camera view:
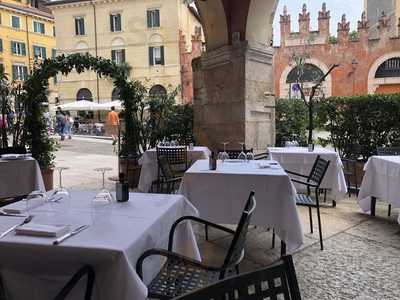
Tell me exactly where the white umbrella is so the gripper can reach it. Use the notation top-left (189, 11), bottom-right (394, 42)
top-left (57, 100), bottom-right (101, 111)
top-left (96, 100), bottom-right (123, 111)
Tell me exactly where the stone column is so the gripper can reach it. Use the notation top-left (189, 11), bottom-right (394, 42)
top-left (192, 41), bottom-right (275, 153)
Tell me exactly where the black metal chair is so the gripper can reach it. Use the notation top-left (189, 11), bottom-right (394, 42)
top-left (0, 265), bottom-right (95, 300)
top-left (254, 152), bottom-right (269, 160)
top-left (152, 155), bottom-right (183, 194)
top-left (284, 155), bottom-right (330, 251)
top-left (0, 146), bottom-right (27, 155)
top-left (376, 146), bottom-right (400, 156)
top-left (136, 191), bottom-right (257, 300)
top-left (173, 255), bottom-right (301, 300)
top-left (341, 157), bottom-right (359, 197)
top-left (218, 149), bottom-right (253, 160)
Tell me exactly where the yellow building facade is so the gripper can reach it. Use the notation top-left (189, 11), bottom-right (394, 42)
top-left (0, 0), bottom-right (56, 84)
top-left (47, 0), bottom-right (202, 106)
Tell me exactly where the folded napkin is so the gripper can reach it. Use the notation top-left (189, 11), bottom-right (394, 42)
top-left (16, 223), bottom-right (70, 238)
top-left (3, 196), bottom-right (46, 214)
top-left (258, 163), bottom-right (271, 169)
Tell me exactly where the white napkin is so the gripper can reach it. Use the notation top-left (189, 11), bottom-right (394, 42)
top-left (3, 196), bottom-right (46, 214)
top-left (15, 223), bottom-right (70, 237)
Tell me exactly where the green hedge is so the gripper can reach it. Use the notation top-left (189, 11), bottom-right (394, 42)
top-left (275, 94), bottom-right (400, 160)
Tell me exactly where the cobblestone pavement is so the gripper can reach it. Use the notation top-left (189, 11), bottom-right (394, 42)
top-left (56, 138), bottom-right (400, 299)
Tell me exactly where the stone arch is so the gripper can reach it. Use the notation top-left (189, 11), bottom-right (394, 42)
top-left (76, 88), bottom-right (93, 101)
top-left (111, 37), bottom-right (125, 49)
top-left (368, 52), bottom-right (400, 94)
top-left (149, 84), bottom-right (167, 98)
top-left (75, 41), bottom-right (89, 51)
top-left (148, 33), bottom-right (164, 45)
top-left (195, 0), bottom-right (228, 50)
top-left (279, 58), bottom-right (332, 98)
top-left (246, 0), bottom-right (278, 47)
top-left (111, 87), bottom-right (120, 100)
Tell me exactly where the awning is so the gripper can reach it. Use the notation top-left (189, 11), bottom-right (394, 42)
top-left (96, 100), bottom-right (123, 111)
top-left (57, 100), bottom-right (101, 111)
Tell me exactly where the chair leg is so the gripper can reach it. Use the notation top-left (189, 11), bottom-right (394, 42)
top-left (272, 229), bottom-right (275, 249)
top-left (235, 265), bottom-right (240, 275)
top-left (324, 189), bottom-right (327, 202)
top-left (205, 224), bottom-right (209, 241)
top-left (308, 207), bottom-right (313, 233)
top-left (388, 204), bottom-right (392, 217)
top-left (316, 202), bottom-right (324, 251)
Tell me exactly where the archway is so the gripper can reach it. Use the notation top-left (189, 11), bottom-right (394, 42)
top-left (111, 87), bottom-right (120, 100)
top-left (368, 52), bottom-right (400, 94)
top-left (149, 84), bottom-right (167, 99)
top-left (76, 88), bottom-right (93, 101)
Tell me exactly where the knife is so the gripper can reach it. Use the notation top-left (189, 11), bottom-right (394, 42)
top-left (53, 225), bottom-right (90, 245)
top-left (0, 215), bottom-right (34, 239)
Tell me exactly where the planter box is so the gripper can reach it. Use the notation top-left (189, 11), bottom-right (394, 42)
top-left (41, 168), bottom-right (54, 191)
top-left (119, 157), bottom-right (141, 189)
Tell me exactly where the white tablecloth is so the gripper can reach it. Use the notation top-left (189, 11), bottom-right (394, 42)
top-left (0, 157), bottom-right (45, 199)
top-left (138, 146), bottom-right (211, 192)
top-left (358, 156), bottom-right (400, 223)
top-left (0, 191), bottom-right (199, 300)
top-left (179, 160), bottom-right (303, 253)
top-left (268, 147), bottom-right (347, 200)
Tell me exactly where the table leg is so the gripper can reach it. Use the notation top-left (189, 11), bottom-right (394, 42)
top-left (280, 241), bottom-right (287, 257)
top-left (371, 197), bottom-right (376, 216)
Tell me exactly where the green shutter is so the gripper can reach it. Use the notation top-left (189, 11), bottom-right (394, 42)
top-left (21, 43), bottom-right (26, 56)
top-left (147, 10), bottom-right (151, 27)
top-left (110, 14), bottom-right (114, 32)
top-left (11, 41), bottom-right (16, 54)
top-left (121, 49), bottom-right (125, 63)
top-left (75, 18), bottom-right (79, 35)
top-left (111, 50), bottom-right (116, 62)
top-left (23, 66), bottom-right (28, 80)
top-left (149, 47), bottom-right (154, 66)
top-left (116, 14), bottom-right (121, 31)
top-left (52, 48), bottom-right (56, 59)
top-left (42, 47), bottom-right (46, 59)
top-left (12, 65), bottom-right (17, 80)
top-left (0, 39), bottom-right (3, 52)
top-left (160, 46), bottom-right (164, 65)
top-left (155, 10), bottom-right (160, 27)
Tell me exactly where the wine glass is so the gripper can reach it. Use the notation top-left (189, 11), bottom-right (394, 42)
top-left (52, 166), bottom-right (70, 202)
top-left (238, 142), bottom-right (247, 162)
top-left (218, 142), bottom-right (230, 162)
top-left (246, 151), bottom-right (255, 162)
top-left (92, 167), bottom-right (114, 224)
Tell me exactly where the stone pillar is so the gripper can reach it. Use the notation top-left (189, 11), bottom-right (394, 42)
top-left (193, 41), bottom-right (275, 153)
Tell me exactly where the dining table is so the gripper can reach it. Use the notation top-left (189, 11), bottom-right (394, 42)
top-left (0, 156), bottom-right (45, 199)
top-left (268, 147), bottom-right (348, 201)
top-left (0, 191), bottom-right (200, 300)
top-left (137, 146), bottom-right (211, 193)
top-left (358, 155), bottom-right (400, 223)
top-left (179, 159), bottom-right (304, 253)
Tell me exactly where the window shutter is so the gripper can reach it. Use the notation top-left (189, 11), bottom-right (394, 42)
top-left (21, 43), bottom-right (26, 56)
top-left (42, 47), bottom-right (46, 59)
top-left (110, 15), bottom-right (114, 32)
top-left (160, 46), bottom-right (164, 65)
top-left (147, 10), bottom-right (151, 27)
top-left (121, 49), bottom-right (125, 63)
top-left (111, 50), bottom-right (116, 62)
top-left (41, 23), bottom-right (45, 34)
top-left (23, 66), bottom-right (28, 80)
top-left (116, 14), bottom-right (121, 31)
top-left (155, 10), bottom-right (160, 27)
top-left (11, 41), bottom-right (15, 54)
top-left (81, 19), bottom-right (85, 35)
top-left (0, 39), bottom-right (2, 52)
top-left (75, 18), bottom-right (79, 35)
top-left (149, 47), bottom-right (154, 66)
top-left (12, 66), bottom-right (17, 80)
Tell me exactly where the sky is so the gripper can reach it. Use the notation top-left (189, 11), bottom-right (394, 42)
top-left (273, 0), bottom-right (364, 46)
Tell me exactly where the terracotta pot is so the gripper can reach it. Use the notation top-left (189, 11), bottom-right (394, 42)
top-left (41, 167), bottom-right (54, 191)
top-left (119, 156), bottom-right (141, 189)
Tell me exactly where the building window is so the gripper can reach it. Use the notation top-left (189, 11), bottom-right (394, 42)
top-left (147, 9), bottom-right (160, 28)
top-left (52, 48), bottom-right (57, 59)
top-left (149, 85), bottom-right (167, 99)
top-left (12, 65), bottom-right (28, 81)
top-left (11, 41), bottom-right (26, 56)
top-left (149, 46), bottom-right (164, 66)
top-left (11, 16), bottom-right (20, 29)
top-left (76, 88), bottom-right (93, 101)
top-left (0, 39), bottom-right (3, 52)
top-left (33, 45), bottom-right (46, 59)
top-left (111, 49), bottom-right (125, 65)
top-left (33, 21), bottom-right (45, 34)
top-left (75, 17), bottom-right (85, 35)
top-left (53, 26), bottom-right (56, 37)
top-left (110, 13), bottom-right (121, 32)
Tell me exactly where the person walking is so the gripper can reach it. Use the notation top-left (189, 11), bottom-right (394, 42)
top-left (7, 111), bottom-right (14, 131)
top-left (64, 111), bottom-right (73, 139)
top-left (107, 106), bottom-right (120, 145)
top-left (56, 107), bottom-right (66, 141)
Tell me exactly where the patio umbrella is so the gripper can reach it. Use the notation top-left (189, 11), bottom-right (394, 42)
top-left (96, 100), bottom-right (123, 111)
top-left (57, 100), bottom-right (101, 111)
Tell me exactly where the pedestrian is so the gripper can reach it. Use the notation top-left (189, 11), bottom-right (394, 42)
top-left (56, 107), bottom-right (66, 141)
top-left (0, 114), bottom-right (7, 130)
top-left (7, 111), bottom-right (14, 131)
top-left (43, 110), bottom-right (52, 134)
top-left (64, 111), bottom-right (73, 139)
top-left (107, 106), bottom-right (119, 145)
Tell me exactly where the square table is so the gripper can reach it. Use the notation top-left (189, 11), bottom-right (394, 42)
top-left (0, 157), bottom-right (45, 199)
top-left (268, 147), bottom-right (347, 200)
top-left (0, 192), bottom-right (199, 300)
top-left (138, 146), bottom-right (211, 192)
top-left (179, 159), bottom-right (303, 253)
top-left (358, 156), bottom-right (400, 223)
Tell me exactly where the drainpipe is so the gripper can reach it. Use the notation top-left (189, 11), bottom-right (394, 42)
top-left (91, 0), bottom-right (100, 104)
top-left (25, 15), bottom-right (31, 73)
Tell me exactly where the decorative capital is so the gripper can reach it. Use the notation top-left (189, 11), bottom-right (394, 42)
top-left (338, 14), bottom-right (350, 32)
top-left (299, 3), bottom-right (310, 22)
top-left (318, 2), bottom-right (330, 19)
top-left (357, 11), bottom-right (369, 30)
top-left (378, 11), bottom-right (390, 29)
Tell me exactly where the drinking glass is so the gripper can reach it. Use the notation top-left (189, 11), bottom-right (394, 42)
top-left (91, 167), bottom-right (114, 224)
top-left (54, 166), bottom-right (70, 200)
top-left (218, 142), bottom-right (230, 162)
top-left (246, 152), bottom-right (255, 162)
top-left (238, 142), bottom-right (247, 162)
